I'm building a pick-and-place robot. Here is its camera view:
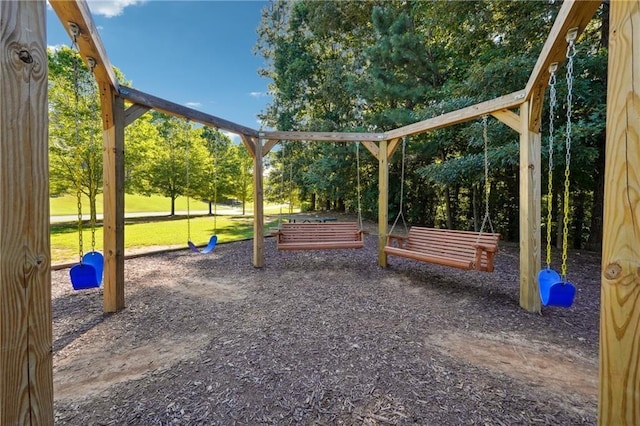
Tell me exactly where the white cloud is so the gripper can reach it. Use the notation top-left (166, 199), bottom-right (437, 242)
top-left (47, 44), bottom-right (66, 53)
top-left (87, 0), bottom-right (145, 18)
top-left (185, 102), bottom-right (202, 108)
top-left (221, 131), bottom-right (241, 144)
top-left (249, 91), bottom-right (265, 98)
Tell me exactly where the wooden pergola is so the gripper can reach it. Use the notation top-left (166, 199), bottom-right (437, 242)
top-left (1, 0), bottom-right (637, 423)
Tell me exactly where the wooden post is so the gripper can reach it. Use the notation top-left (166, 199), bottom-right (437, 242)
top-left (378, 140), bottom-right (389, 267)
top-left (0, 0), bottom-right (54, 423)
top-left (101, 87), bottom-right (125, 312)
top-left (599, 1), bottom-right (640, 424)
top-left (253, 138), bottom-right (264, 267)
top-left (519, 100), bottom-right (542, 313)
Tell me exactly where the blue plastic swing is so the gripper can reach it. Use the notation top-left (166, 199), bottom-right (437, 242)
top-left (538, 268), bottom-right (576, 308)
top-left (70, 251), bottom-right (104, 290)
top-left (188, 235), bottom-right (218, 254)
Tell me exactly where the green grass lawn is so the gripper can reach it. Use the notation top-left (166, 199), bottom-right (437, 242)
top-left (51, 193), bottom-right (294, 216)
top-left (52, 215), bottom-right (280, 264)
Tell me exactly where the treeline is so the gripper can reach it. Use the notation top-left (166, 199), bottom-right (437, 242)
top-left (48, 47), bottom-right (254, 219)
top-left (256, 1), bottom-right (608, 250)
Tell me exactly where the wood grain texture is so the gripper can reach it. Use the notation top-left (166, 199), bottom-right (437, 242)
top-left (518, 102), bottom-right (542, 313)
top-left (253, 139), bottom-right (264, 267)
top-left (262, 131), bottom-right (385, 142)
top-left (101, 90), bottom-right (125, 312)
top-left (378, 140), bottom-right (389, 267)
top-left (524, 0), bottom-right (601, 131)
top-left (491, 109), bottom-right (521, 133)
top-left (119, 86), bottom-right (258, 137)
top-left (599, 1), bottom-right (640, 424)
top-left (383, 91), bottom-right (525, 140)
top-left (1, 1), bottom-right (53, 423)
top-left (123, 103), bottom-right (150, 127)
top-left (48, 0), bottom-right (119, 92)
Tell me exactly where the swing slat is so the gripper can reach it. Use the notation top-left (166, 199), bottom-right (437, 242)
top-left (276, 222), bottom-right (364, 250)
top-left (385, 227), bottom-right (500, 272)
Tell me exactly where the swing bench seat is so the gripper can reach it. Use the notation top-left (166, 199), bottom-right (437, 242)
top-left (384, 227), bottom-right (501, 272)
top-left (276, 222), bottom-right (365, 250)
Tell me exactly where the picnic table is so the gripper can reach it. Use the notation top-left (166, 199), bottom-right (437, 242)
top-left (280, 215), bottom-right (337, 223)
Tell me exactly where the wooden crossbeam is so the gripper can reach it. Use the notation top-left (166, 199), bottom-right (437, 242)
top-left (524, 0), bottom-right (602, 131)
top-left (118, 86), bottom-right (259, 137)
top-left (383, 90), bottom-right (525, 140)
top-left (124, 104), bottom-right (151, 127)
top-left (261, 131), bottom-right (385, 142)
top-left (49, 0), bottom-right (119, 92)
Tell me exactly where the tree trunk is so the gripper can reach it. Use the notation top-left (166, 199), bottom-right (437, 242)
top-left (472, 184), bottom-right (480, 232)
top-left (573, 191), bottom-right (585, 249)
top-left (171, 196), bottom-right (176, 216)
top-left (310, 193), bottom-right (316, 211)
top-left (444, 187), bottom-right (453, 229)
top-left (209, 201), bottom-right (213, 216)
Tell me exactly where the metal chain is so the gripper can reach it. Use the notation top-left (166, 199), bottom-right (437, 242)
top-left (87, 58), bottom-right (98, 252)
top-left (185, 120), bottom-right (192, 241)
top-left (278, 141), bottom-right (285, 227)
top-left (561, 30), bottom-right (577, 280)
top-left (356, 142), bottom-right (363, 230)
top-left (389, 137), bottom-right (408, 236)
top-left (545, 63), bottom-right (558, 269)
top-left (478, 116), bottom-right (494, 236)
top-left (70, 25), bottom-right (84, 261)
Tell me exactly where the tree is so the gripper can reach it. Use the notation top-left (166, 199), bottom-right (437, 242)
top-left (135, 114), bottom-right (208, 215)
top-left (48, 46), bottom-right (102, 224)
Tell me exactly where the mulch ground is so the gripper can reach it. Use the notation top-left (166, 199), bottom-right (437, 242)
top-left (51, 220), bottom-right (600, 425)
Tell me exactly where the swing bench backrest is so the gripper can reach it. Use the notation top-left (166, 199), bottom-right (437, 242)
top-left (276, 222), bottom-right (365, 250)
top-left (385, 227), bottom-right (500, 272)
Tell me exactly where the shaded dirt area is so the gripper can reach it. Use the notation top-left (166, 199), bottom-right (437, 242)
top-left (52, 221), bottom-right (600, 425)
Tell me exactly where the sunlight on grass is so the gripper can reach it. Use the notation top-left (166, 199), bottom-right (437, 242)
top-left (50, 194), bottom-right (296, 216)
top-left (52, 215), bottom-right (280, 264)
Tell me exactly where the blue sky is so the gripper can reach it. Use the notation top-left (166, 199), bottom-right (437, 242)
top-left (47, 0), bottom-right (272, 137)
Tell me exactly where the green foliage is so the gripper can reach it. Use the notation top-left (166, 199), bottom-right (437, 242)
top-left (256, 0), bottom-right (608, 247)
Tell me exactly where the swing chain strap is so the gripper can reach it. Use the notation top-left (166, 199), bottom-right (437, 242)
top-left (89, 62), bottom-right (98, 253)
top-left (389, 137), bottom-right (408, 236)
top-left (185, 120), bottom-right (191, 241)
top-left (477, 116), bottom-right (494, 238)
top-left (545, 64), bottom-right (558, 269)
top-left (71, 30), bottom-right (84, 261)
top-left (356, 142), bottom-right (363, 230)
top-left (561, 31), bottom-right (577, 280)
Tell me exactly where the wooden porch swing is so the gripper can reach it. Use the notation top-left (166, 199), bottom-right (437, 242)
top-left (276, 142), bottom-right (366, 251)
top-left (384, 123), bottom-right (501, 272)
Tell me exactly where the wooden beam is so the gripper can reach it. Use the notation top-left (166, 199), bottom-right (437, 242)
top-left (48, 0), bottom-right (119, 92)
top-left (491, 109), bottom-right (521, 133)
top-left (101, 88), bottom-right (126, 313)
top-left (361, 141), bottom-right (379, 160)
top-left (253, 139), bottom-right (265, 267)
top-left (118, 86), bottom-right (259, 138)
top-left (1, 1), bottom-right (53, 422)
top-left (524, 0), bottom-right (601, 131)
top-left (378, 140), bottom-right (389, 267)
top-left (599, 1), bottom-right (640, 424)
top-left (240, 134), bottom-right (256, 159)
top-left (518, 101), bottom-right (542, 314)
top-left (124, 103), bottom-right (150, 127)
top-left (384, 90), bottom-right (525, 140)
top-left (261, 131), bottom-right (385, 142)
top-left (263, 139), bottom-right (279, 156)
top-left (387, 138), bottom-right (402, 159)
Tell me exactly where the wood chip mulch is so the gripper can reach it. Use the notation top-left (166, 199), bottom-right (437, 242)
top-left (51, 224), bottom-right (600, 425)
